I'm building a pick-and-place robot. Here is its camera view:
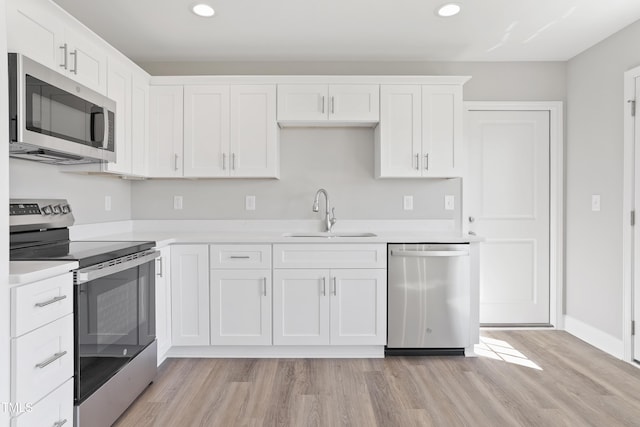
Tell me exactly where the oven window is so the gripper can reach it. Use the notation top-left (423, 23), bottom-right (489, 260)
top-left (75, 260), bottom-right (155, 403)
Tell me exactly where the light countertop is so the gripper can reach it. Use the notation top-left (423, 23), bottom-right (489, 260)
top-left (9, 260), bottom-right (79, 286)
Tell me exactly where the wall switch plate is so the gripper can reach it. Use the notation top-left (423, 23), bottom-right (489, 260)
top-left (444, 195), bottom-right (455, 211)
top-left (173, 196), bottom-right (183, 210)
top-left (591, 195), bottom-right (601, 212)
top-left (246, 195), bottom-right (256, 211)
top-left (104, 195), bottom-right (112, 211)
top-left (403, 195), bottom-right (414, 211)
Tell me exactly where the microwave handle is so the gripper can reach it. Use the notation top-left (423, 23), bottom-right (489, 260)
top-left (102, 106), bottom-right (109, 149)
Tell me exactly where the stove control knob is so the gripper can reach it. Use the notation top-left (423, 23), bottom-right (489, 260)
top-left (42, 205), bottom-right (53, 215)
top-left (52, 205), bottom-right (62, 214)
top-left (61, 205), bottom-right (70, 214)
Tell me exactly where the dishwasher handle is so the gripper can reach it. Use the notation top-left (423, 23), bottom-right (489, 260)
top-left (390, 249), bottom-right (468, 258)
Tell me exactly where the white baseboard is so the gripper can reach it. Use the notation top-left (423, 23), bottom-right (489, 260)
top-left (166, 345), bottom-right (385, 359)
top-left (564, 315), bottom-right (624, 359)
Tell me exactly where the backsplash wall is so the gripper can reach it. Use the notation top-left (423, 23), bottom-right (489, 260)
top-left (131, 128), bottom-right (461, 222)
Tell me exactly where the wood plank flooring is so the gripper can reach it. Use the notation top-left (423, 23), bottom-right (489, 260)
top-left (114, 331), bottom-right (640, 426)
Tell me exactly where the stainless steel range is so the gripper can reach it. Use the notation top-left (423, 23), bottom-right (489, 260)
top-left (10, 199), bottom-right (158, 427)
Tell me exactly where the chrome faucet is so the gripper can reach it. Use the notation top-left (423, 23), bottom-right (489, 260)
top-left (312, 188), bottom-right (337, 232)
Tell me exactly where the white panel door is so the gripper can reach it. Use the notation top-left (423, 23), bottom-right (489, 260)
top-left (376, 85), bottom-right (422, 177)
top-left (210, 270), bottom-right (272, 346)
top-left (467, 110), bottom-right (550, 324)
top-left (64, 28), bottom-right (107, 94)
top-left (277, 84), bottom-right (328, 121)
top-left (329, 85), bottom-right (379, 122)
top-left (104, 59), bottom-right (131, 174)
top-left (183, 85), bottom-right (230, 177)
top-left (273, 269), bottom-right (330, 345)
top-left (170, 245), bottom-right (209, 346)
top-left (155, 246), bottom-right (171, 364)
top-left (230, 85), bottom-right (279, 178)
top-left (330, 269), bottom-right (386, 345)
top-left (149, 86), bottom-right (183, 177)
top-left (131, 73), bottom-right (149, 176)
top-left (422, 85), bottom-right (463, 177)
top-left (634, 76), bottom-right (640, 360)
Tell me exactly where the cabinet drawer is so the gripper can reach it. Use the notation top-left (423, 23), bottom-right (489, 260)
top-left (12, 314), bottom-right (74, 404)
top-left (11, 273), bottom-right (73, 337)
top-left (11, 379), bottom-right (73, 427)
top-left (210, 244), bottom-right (272, 269)
top-left (273, 244), bottom-right (386, 269)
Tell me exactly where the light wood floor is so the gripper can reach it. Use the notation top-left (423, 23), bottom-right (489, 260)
top-left (114, 331), bottom-right (640, 426)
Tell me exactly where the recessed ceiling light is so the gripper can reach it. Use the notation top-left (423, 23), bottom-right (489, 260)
top-left (192, 3), bottom-right (215, 17)
top-left (437, 3), bottom-right (461, 17)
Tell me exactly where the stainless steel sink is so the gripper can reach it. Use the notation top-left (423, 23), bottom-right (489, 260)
top-left (282, 232), bottom-right (377, 238)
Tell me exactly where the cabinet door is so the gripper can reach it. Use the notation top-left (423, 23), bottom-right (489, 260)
top-left (376, 85), bottom-right (422, 178)
top-left (273, 269), bottom-right (330, 345)
top-left (330, 269), bottom-right (387, 345)
top-left (230, 85), bottom-right (279, 178)
top-left (210, 269), bottom-right (272, 346)
top-left (64, 27), bottom-right (108, 94)
top-left (131, 73), bottom-right (150, 176)
top-left (277, 84), bottom-right (328, 122)
top-left (183, 85), bottom-right (230, 177)
top-left (149, 86), bottom-right (184, 177)
top-left (155, 246), bottom-right (171, 364)
top-left (103, 58), bottom-right (132, 174)
top-left (329, 85), bottom-right (379, 122)
top-left (170, 245), bottom-right (209, 346)
top-left (421, 85), bottom-right (463, 177)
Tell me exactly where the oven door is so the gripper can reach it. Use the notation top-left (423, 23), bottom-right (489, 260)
top-left (74, 251), bottom-right (158, 404)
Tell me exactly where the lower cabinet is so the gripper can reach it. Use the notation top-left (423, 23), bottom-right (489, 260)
top-left (170, 245), bottom-right (210, 346)
top-left (273, 268), bottom-right (387, 346)
top-left (155, 245), bottom-right (172, 364)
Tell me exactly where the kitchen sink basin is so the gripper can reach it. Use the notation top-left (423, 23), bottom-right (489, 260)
top-left (282, 232), bottom-right (377, 238)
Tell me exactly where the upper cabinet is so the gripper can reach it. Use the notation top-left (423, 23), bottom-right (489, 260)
top-left (149, 86), bottom-right (184, 177)
top-left (7, 0), bottom-right (107, 94)
top-left (103, 58), bottom-right (132, 175)
top-left (375, 84), bottom-right (464, 178)
top-left (277, 84), bottom-right (379, 125)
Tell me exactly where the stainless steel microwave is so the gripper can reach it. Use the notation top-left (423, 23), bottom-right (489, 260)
top-left (8, 53), bottom-right (116, 164)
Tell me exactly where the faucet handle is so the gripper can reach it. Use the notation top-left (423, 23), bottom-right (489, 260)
top-left (330, 207), bottom-right (337, 225)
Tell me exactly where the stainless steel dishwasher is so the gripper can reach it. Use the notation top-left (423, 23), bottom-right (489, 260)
top-left (386, 243), bottom-right (470, 355)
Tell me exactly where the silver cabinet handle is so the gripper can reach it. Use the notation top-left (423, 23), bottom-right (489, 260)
top-left (468, 216), bottom-right (475, 223)
top-left (322, 277), bottom-right (326, 296)
top-left (156, 257), bottom-right (163, 277)
top-left (390, 250), bottom-right (468, 258)
top-left (263, 277), bottom-right (267, 296)
top-left (468, 231), bottom-right (477, 236)
top-left (232, 153), bottom-right (236, 170)
top-left (53, 419), bottom-right (68, 427)
top-left (69, 49), bottom-right (78, 74)
top-left (415, 154), bottom-right (420, 170)
top-left (59, 44), bottom-right (68, 70)
top-left (321, 96), bottom-right (325, 114)
top-left (331, 96), bottom-right (335, 114)
top-left (332, 277), bottom-right (337, 296)
top-left (35, 295), bottom-right (67, 308)
top-left (424, 154), bottom-right (429, 170)
top-left (222, 153), bottom-right (227, 170)
top-left (229, 255), bottom-right (250, 259)
top-left (174, 154), bottom-right (179, 171)
top-left (35, 351), bottom-right (67, 369)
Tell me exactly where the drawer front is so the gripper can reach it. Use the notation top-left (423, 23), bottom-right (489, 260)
top-left (12, 314), bottom-right (74, 404)
top-left (11, 379), bottom-right (73, 427)
top-left (210, 244), bottom-right (272, 269)
top-left (11, 273), bottom-right (73, 337)
top-left (273, 244), bottom-right (386, 269)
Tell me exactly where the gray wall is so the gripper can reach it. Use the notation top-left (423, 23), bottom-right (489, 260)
top-left (9, 159), bottom-right (132, 224)
top-left (565, 20), bottom-right (640, 339)
top-left (132, 61), bottom-right (566, 221)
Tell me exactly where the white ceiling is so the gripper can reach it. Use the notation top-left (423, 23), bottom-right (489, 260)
top-left (51, 0), bottom-right (640, 63)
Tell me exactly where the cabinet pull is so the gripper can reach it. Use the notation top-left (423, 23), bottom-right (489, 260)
top-left (69, 49), bottom-right (78, 74)
top-left (424, 154), bottom-right (429, 170)
top-left (156, 257), bottom-right (163, 277)
top-left (263, 277), bottom-right (267, 296)
top-left (59, 44), bottom-right (68, 70)
top-left (331, 96), bottom-right (335, 114)
top-left (222, 153), bottom-right (227, 170)
top-left (53, 419), bottom-right (68, 427)
top-left (232, 153), bottom-right (236, 170)
top-left (332, 277), bottom-right (337, 296)
top-left (415, 154), bottom-right (420, 170)
top-left (229, 255), bottom-right (250, 259)
top-left (321, 96), bottom-right (325, 114)
top-left (35, 351), bottom-right (67, 369)
top-left (174, 154), bottom-right (179, 171)
top-left (322, 277), bottom-right (326, 296)
top-left (35, 295), bottom-right (67, 308)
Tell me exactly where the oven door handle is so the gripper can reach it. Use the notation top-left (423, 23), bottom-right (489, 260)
top-left (75, 250), bottom-right (160, 284)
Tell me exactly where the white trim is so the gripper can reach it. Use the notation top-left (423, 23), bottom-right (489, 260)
top-left (151, 75), bottom-right (472, 86)
top-left (463, 101), bottom-right (564, 329)
top-left (165, 345), bottom-right (384, 358)
top-left (564, 315), bottom-right (624, 359)
top-left (623, 65), bottom-right (640, 363)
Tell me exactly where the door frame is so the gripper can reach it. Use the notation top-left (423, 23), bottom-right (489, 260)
top-left (463, 101), bottom-right (564, 328)
top-left (623, 66), bottom-right (640, 363)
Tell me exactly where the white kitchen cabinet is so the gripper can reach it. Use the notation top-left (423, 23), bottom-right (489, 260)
top-left (131, 72), bottom-right (150, 176)
top-left (170, 245), bottom-right (209, 346)
top-left (6, 0), bottom-right (107, 94)
top-left (376, 84), bottom-right (463, 178)
top-left (155, 246), bottom-right (172, 364)
top-left (10, 379), bottom-right (73, 427)
top-left (103, 57), bottom-right (132, 175)
top-left (149, 85), bottom-right (184, 177)
top-left (272, 244), bottom-right (386, 346)
top-left (277, 84), bottom-right (379, 124)
top-left (210, 270), bottom-right (272, 346)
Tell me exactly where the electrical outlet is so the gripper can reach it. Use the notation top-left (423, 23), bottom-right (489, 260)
top-left (444, 195), bottom-right (455, 211)
top-left (403, 195), bottom-right (413, 211)
top-left (104, 195), bottom-right (112, 211)
top-left (246, 195), bottom-right (256, 211)
top-left (591, 195), bottom-right (601, 212)
top-left (173, 196), bottom-right (183, 210)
